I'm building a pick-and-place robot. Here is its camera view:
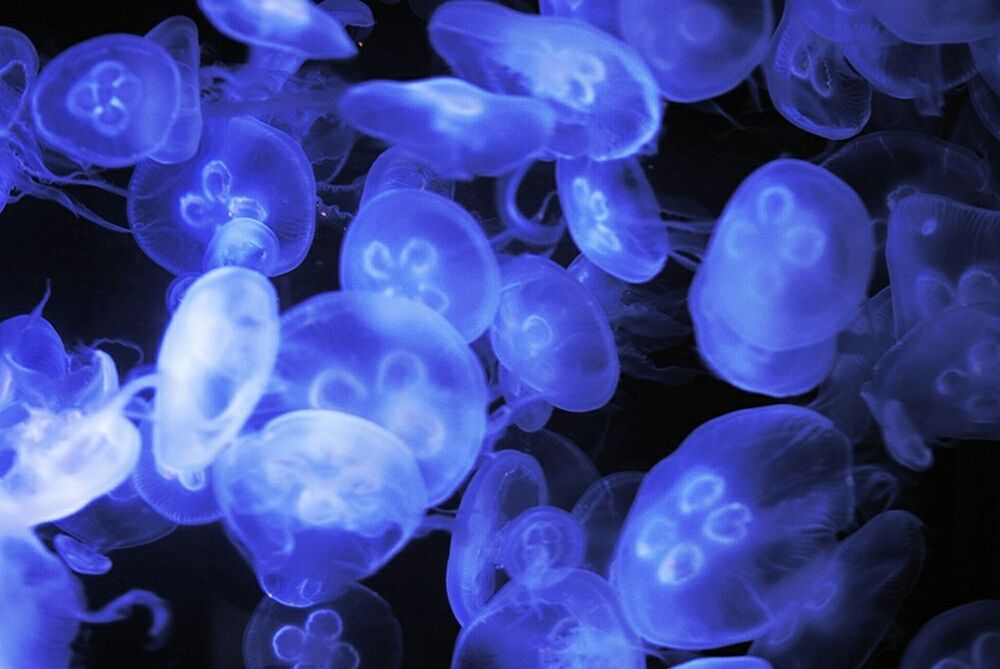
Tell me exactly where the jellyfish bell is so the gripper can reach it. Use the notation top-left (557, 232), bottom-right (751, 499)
top-left (900, 600), bottom-right (1000, 669)
top-left (145, 16), bottom-right (203, 164)
top-left (0, 27), bottom-right (38, 134)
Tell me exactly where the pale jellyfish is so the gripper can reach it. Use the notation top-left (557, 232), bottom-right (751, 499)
top-left (900, 600), bottom-right (1000, 669)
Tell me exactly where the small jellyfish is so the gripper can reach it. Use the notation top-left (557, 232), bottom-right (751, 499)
top-left (128, 115), bottom-right (316, 276)
top-left (491, 255), bottom-right (620, 412)
top-left (900, 600), bottom-right (1000, 669)
top-left (339, 77), bottom-right (556, 179)
top-left (610, 405), bottom-right (854, 649)
top-left (0, 27), bottom-right (38, 134)
top-left (31, 34), bottom-right (181, 168)
top-left (869, 0), bottom-right (1000, 45)
top-left (428, 0), bottom-right (663, 160)
top-left (556, 155), bottom-right (670, 283)
top-left (446, 449), bottom-right (548, 627)
top-left (571, 471), bottom-right (643, 577)
top-left (618, 0), bottom-right (773, 103)
top-left (214, 410), bottom-right (427, 607)
top-left (359, 146), bottom-right (454, 207)
top-left (339, 189), bottom-right (501, 342)
top-left (243, 584), bottom-right (402, 669)
top-left (145, 16), bottom-right (203, 164)
top-left (498, 505), bottom-right (586, 587)
top-left (496, 428), bottom-right (600, 510)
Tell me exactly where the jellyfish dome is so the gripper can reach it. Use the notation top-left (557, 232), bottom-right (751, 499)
top-left (572, 471), bottom-right (644, 577)
top-left (359, 146), bottom-right (454, 207)
top-left (339, 189), bottom-right (501, 342)
top-left (497, 505), bottom-right (586, 587)
top-left (145, 16), bottom-right (203, 164)
top-left (610, 405), bottom-right (854, 649)
top-left (900, 600), bottom-right (1000, 669)
top-left (869, 0), bottom-right (1000, 45)
top-left (128, 115), bottom-right (316, 276)
top-left (0, 27), bottom-right (38, 134)
top-left (31, 34), bottom-right (181, 168)
top-left (213, 409), bottom-right (428, 607)
top-left (255, 290), bottom-right (488, 506)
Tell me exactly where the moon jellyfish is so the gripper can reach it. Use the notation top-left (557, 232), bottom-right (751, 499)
top-left (339, 189), bottom-right (501, 342)
top-left (244, 584), bottom-right (403, 669)
top-left (214, 409), bottom-right (428, 607)
top-left (446, 449), bottom-right (548, 626)
top-left (572, 471), bottom-right (643, 577)
top-left (886, 195), bottom-right (1000, 336)
top-left (618, 0), bottom-right (773, 103)
top-left (257, 291), bottom-right (487, 505)
top-left (610, 405), bottom-right (854, 649)
top-left (869, 0), bottom-right (1000, 45)
top-left (428, 0), bottom-right (663, 160)
top-left (795, 0), bottom-right (889, 46)
top-left (498, 505), bottom-right (585, 587)
top-left (491, 255), bottom-right (619, 412)
top-left (750, 510), bottom-right (925, 669)
top-left (154, 267), bottom-right (279, 487)
top-left (31, 34), bottom-right (181, 168)
top-left (540, 0), bottom-right (620, 35)
top-left (452, 569), bottom-right (645, 669)
top-left (497, 428), bottom-right (599, 510)
top-left (359, 146), bottom-right (454, 207)
top-left (128, 115), bottom-right (316, 276)
top-left (862, 302), bottom-right (1000, 471)
top-left (339, 77), bottom-right (556, 179)
top-left (0, 27), bottom-right (38, 133)
top-left (145, 16), bottom-right (203, 164)
top-left (556, 155), bottom-right (669, 283)
top-left (900, 600), bottom-right (1000, 669)
top-left (675, 659), bottom-right (773, 669)
top-left (764, 6), bottom-right (872, 140)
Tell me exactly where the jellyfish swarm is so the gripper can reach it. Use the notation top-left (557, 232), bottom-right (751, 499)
top-left (339, 77), bottom-right (556, 179)
top-left (128, 115), bottom-right (316, 276)
top-left (153, 267), bottom-right (279, 487)
top-left (750, 510), bottom-right (925, 669)
top-left (900, 600), bottom-right (1000, 669)
top-left (689, 159), bottom-right (874, 396)
top-left (618, 0), bottom-right (773, 103)
top-left (339, 188), bottom-right (501, 342)
top-left (214, 409), bottom-right (428, 608)
top-left (243, 584), bottom-right (402, 669)
top-left (427, 0), bottom-right (663, 160)
top-left (610, 405), bottom-right (854, 649)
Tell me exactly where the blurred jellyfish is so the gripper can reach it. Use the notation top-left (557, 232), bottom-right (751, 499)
top-left (539, 0), bottom-right (620, 35)
top-left (618, 0), bottom-right (773, 103)
top-left (0, 27), bottom-right (38, 133)
top-left (900, 600), bottom-right (1000, 669)
top-left (610, 405), bottom-right (854, 649)
top-left (571, 471), bottom-right (643, 577)
top-left (869, 0), bottom-right (1000, 45)
top-left (244, 583), bottom-right (402, 669)
top-left (145, 16), bottom-right (203, 164)
top-left (428, 0), bottom-right (663, 160)
top-left (359, 146), bottom-right (454, 206)
top-left (339, 77), bottom-right (556, 179)
top-left (128, 115), bottom-right (316, 276)
top-left (498, 505), bottom-right (585, 587)
top-left (795, 0), bottom-right (891, 46)
top-left (214, 409), bottom-right (428, 607)
top-left (970, 76), bottom-right (1000, 143)
top-left (496, 428), bottom-right (600, 510)
top-left (971, 34), bottom-right (1000, 95)
top-left (675, 659), bottom-right (773, 669)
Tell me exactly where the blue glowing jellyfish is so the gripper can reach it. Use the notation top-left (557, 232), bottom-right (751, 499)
top-left (610, 405), bottom-right (854, 649)
top-left (556, 155), bottom-right (669, 283)
top-left (256, 290), bottom-right (488, 506)
top-left (618, 0), bottom-right (773, 103)
top-left (539, 0), bottom-right (620, 35)
top-left (214, 409), bottom-right (428, 607)
top-left (497, 428), bottom-right (599, 510)
top-left (145, 16), bottom-right (203, 164)
top-left (428, 0), bottom-right (663, 160)
top-left (0, 27), bottom-right (38, 134)
top-left (795, 0), bottom-right (889, 46)
top-left (900, 600), bottom-right (1000, 669)
top-left (675, 659), bottom-right (774, 669)
top-left (750, 510), bottom-right (925, 669)
top-left (339, 189), bottom-right (501, 342)
top-left (571, 471), bottom-right (643, 577)
top-left (31, 34), bottom-right (181, 168)
top-left (452, 569), bottom-right (645, 669)
top-left (491, 255), bottom-right (620, 412)
top-left (359, 146), bottom-right (454, 207)
top-left (446, 449), bottom-right (548, 627)
top-left (498, 505), bottom-right (585, 587)
top-left (128, 115), bottom-right (317, 276)
top-left (870, 0), bottom-right (1000, 45)
top-left (243, 584), bottom-right (403, 669)
top-left (339, 77), bottom-right (556, 179)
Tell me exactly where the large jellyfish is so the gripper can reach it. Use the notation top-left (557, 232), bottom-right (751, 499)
top-left (900, 600), bottom-right (1000, 669)
top-left (127, 115), bottom-right (317, 276)
top-left (144, 16), bottom-right (203, 164)
top-left (213, 409), bottom-right (428, 607)
top-left (428, 0), bottom-right (663, 160)
top-left (610, 405), bottom-right (854, 649)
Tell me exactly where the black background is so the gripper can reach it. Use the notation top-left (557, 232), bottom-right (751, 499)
top-left (0, 1), bottom-right (999, 667)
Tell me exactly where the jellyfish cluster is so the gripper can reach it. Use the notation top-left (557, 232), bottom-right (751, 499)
top-left (0, 0), bottom-right (999, 667)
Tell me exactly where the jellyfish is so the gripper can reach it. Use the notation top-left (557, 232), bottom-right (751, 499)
top-left (494, 363), bottom-right (554, 434)
top-left (763, 6), bottom-right (872, 140)
top-left (496, 428), bottom-right (600, 510)
top-left (556, 155), bottom-right (670, 283)
top-left (452, 569), bottom-right (645, 669)
top-left (427, 0), bottom-right (663, 160)
top-left (339, 189), bottom-right (501, 342)
top-left (445, 449), bottom-right (548, 627)
top-left (492, 160), bottom-right (567, 248)
top-left (970, 76), bottom-right (1000, 143)
top-left (869, 0), bottom-right (1000, 45)
top-left (359, 146), bottom-right (454, 207)
top-left (145, 16), bottom-right (203, 164)
top-left (750, 510), bottom-right (925, 669)
top-left (539, 0), bottom-right (620, 35)
top-left (243, 584), bottom-right (403, 669)
top-left (31, 33), bottom-right (181, 168)
top-left (339, 77), bottom-right (556, 179)
top-left (213, 409), bottom-right (428, 607)
top-left (971, 34), bottom-right (1000, 96)
top-left (900, 600), bottom-right (1000, 669)
top-left (498, 505), bottom-right (586, 588)
top-left (319, 0), bottom-right (375, 42)
top-left (862, 302), bottom-right (1000, 471)
top-left (127, 115), bottom-right (317, 276)
top-left (571, 471), bottom-right (643, 577)
top-left (491, 255), bottom-right (620, 412)
top-left (0, 27), bottom-right (38, 134)
top-left (610, 405), bottom-right (854, 649)
top-left (794, 0), bottom-right (891, 46)
top-left (618, 0), bottom-right (773, 103)
top-left (674, 659), bottom-right (774, 669)
top-left (885, 194), bottom-right (1000, 337)
top-left (153, 267), bottom-right (279, 489)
